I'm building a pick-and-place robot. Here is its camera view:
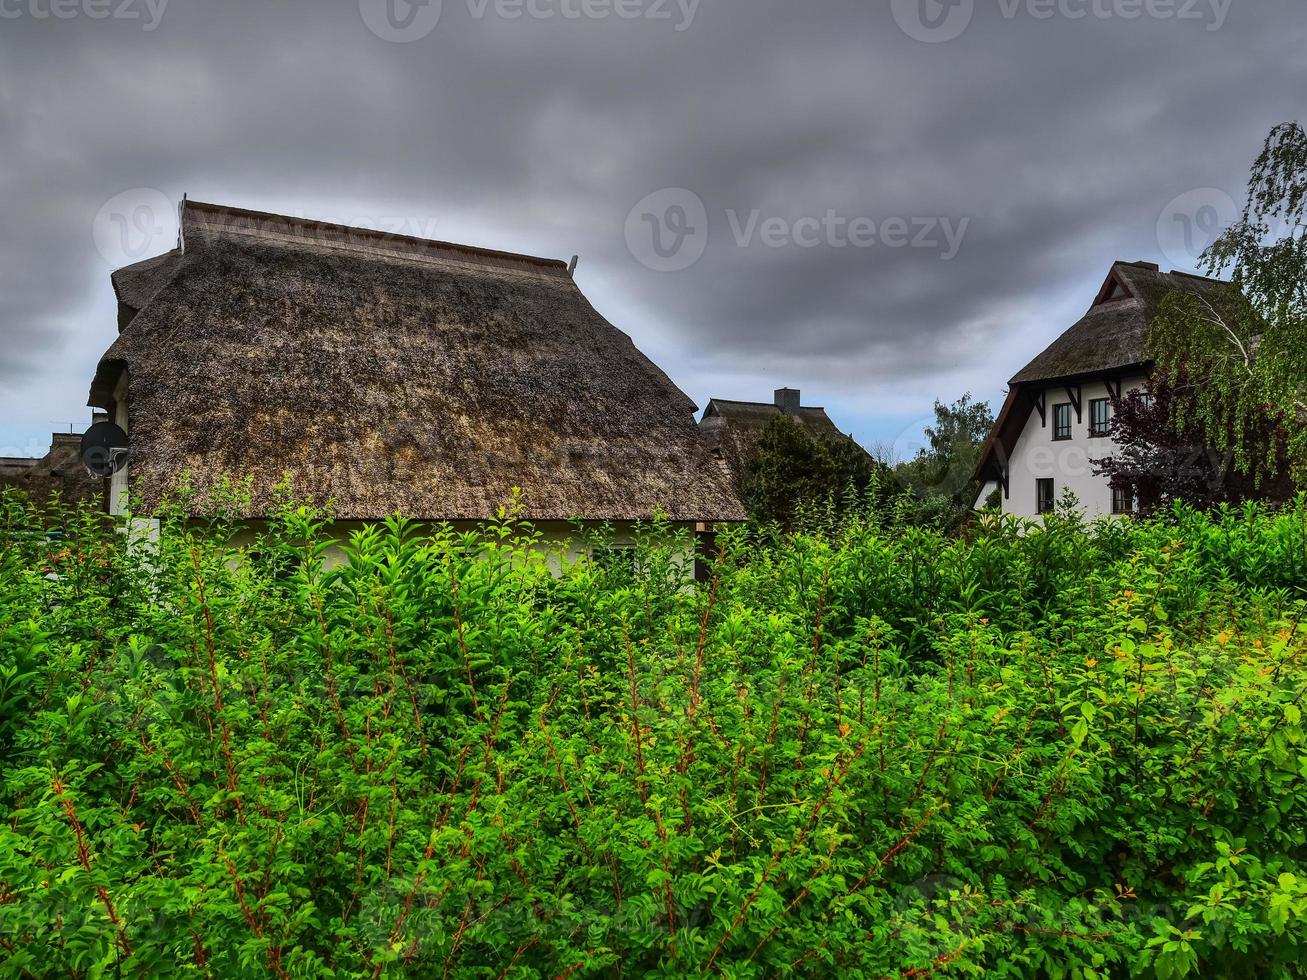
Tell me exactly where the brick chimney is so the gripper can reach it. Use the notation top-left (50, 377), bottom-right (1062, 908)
top-left (774, 388), bottom-right (801, 415)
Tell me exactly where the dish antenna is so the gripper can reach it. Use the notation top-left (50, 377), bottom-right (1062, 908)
top-left (80, 421), bottom-right (130, 478)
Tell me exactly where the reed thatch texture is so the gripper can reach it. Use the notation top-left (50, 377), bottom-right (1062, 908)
top-left (1009, 261), bottom-right (1231, 384)
top-left (89, 201), bottom-right (745, 522)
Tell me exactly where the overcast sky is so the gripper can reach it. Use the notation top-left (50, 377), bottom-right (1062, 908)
top-left (0, 0), bottom-right (1303, 461)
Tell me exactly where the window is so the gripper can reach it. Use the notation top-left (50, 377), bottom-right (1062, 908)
top-left (1112, 486), bottom-right (1135, 515)
top-left (1052, 403), bottom-right (1073, 441)
top-left (1089, 398), bottom-right (1112, 437)
top-left (1036, 478), bottom-right (1056, 515)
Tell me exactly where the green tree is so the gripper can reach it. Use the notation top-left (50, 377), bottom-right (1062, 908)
top-left (745, 414), bottom-right (881, 527)
top-left (1091, 375), bottom-right (1295, 516)
top-left (895, 393), bottom-right (996, 517)
top-left (1149, 121), bottom-right (1307, 483)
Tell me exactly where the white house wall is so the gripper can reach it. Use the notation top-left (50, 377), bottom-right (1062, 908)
top-left (1000, 376), bottom-right (1145, 519)
top-left (109, 371), bottom-right (130, 516)
top-left (220, 519), bottom-right (700, 576)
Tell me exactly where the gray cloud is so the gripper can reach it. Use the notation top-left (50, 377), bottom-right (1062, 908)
top-left (0, 0), bottom-right (1303, 454)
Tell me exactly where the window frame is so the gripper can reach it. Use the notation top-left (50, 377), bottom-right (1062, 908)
top-left (1052, 403), bottom-right (1073, 441)
top-left (1112, 485), bottom-right (1135, 515)
top-left (1036, 478), bottom-right (1056, 515)
top-left (1088, 397), bottom-right (1112, 438)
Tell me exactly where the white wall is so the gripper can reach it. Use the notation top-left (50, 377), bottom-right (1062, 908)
top-left (998, 375), bottom-right (1145, 520)
top-left (219, 518), bottom-right (701, 576)
top-left (109, 372), bottom-right (129, 516)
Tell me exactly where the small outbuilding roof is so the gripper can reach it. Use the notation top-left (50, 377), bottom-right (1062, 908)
top-left (89, 200), bottom-right (746, 522)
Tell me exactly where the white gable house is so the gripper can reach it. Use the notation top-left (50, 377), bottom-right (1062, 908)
top-left (974, 261), bottom-right (1232, 519)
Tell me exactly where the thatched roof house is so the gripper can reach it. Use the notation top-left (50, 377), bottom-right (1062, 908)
top-left (699, 388), bottom-right (868, 491)
top-left (89, 200), bottom-right (745, 526)
top-left (973, 260), bottom-right (1234, 517)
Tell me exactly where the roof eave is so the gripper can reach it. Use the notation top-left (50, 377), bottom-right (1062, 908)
top-left (1008, 360), bottom-right (1154, 389)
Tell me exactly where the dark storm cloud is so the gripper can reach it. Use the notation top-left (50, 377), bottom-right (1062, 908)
top-left (0, 0), bottom-right (1304, 451)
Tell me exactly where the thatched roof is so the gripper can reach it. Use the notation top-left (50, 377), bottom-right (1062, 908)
top-left (1009, 261), bottom-right (1230, 384)
top-left (975, 260), bottom-right (1236, 484)
top-left (89, 200), bottom-right (746, 522)
top-left (699, 390), bottom-right (865, 490)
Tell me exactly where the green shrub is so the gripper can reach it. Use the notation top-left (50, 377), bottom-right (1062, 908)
top-left (0, 491), bottom-right (1305, 978)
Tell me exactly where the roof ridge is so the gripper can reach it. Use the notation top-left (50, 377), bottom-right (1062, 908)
top-left (1166, 269), bottom-right (1227, 284)
top-left (710, 397), bottom-right (828, 410)
top-left (1114, 259), bottom-right (1229, 287)
top-left (182, 199), bottom-right (572, 275)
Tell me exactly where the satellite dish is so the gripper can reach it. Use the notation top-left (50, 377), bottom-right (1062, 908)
top-left (81, 422), bottom-right (130, 478)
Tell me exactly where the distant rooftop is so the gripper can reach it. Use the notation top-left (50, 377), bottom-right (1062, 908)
top-left (700, 388), bottom-right (867, 489)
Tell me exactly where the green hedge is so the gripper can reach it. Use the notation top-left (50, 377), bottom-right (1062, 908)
top-left (1, 492), bottom-right (1305, 978)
